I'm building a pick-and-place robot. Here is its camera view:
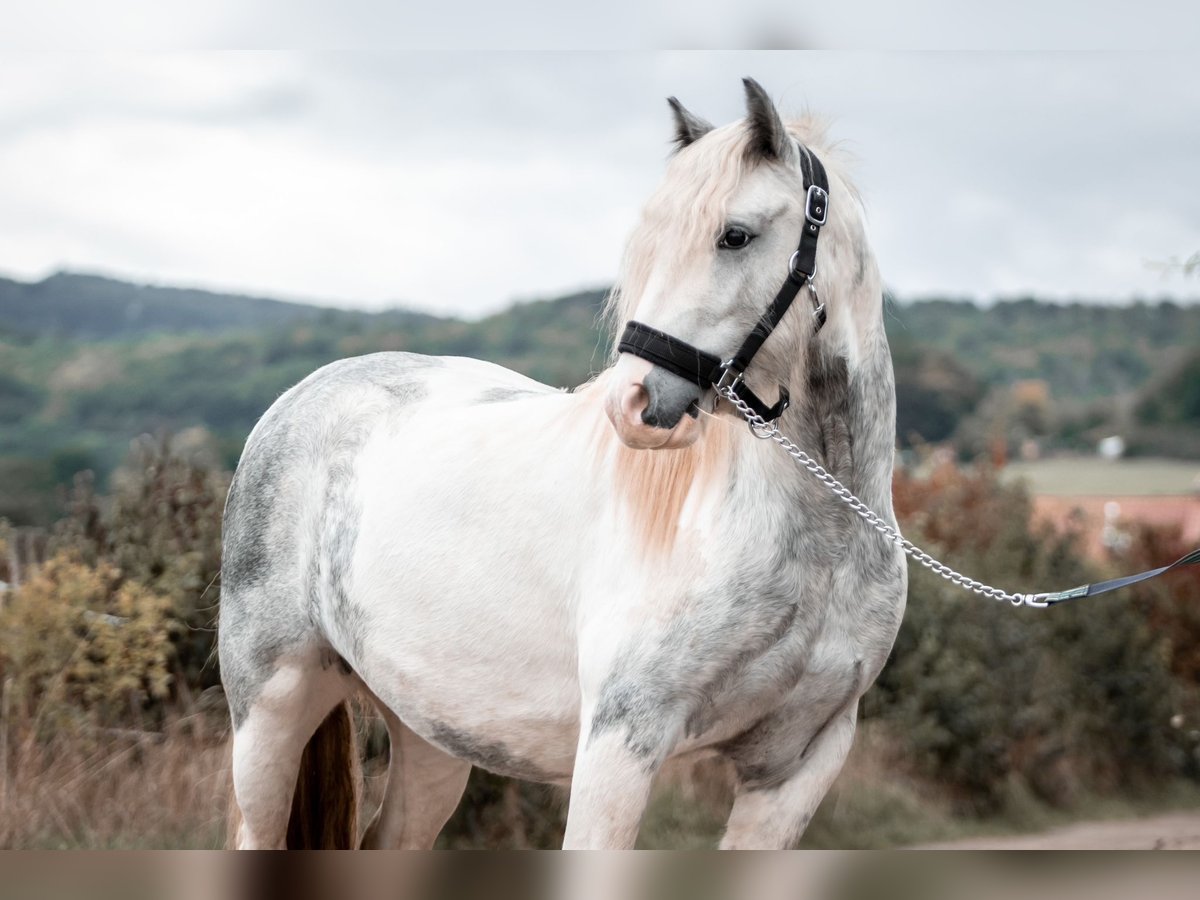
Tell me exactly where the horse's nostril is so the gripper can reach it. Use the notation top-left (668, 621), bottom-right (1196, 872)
top-left (620, 383), bottom-right (649, 426)
top-left (642, 402), bottom-right (684, 430)
top-left (639, 367), bottom-right (706, 430)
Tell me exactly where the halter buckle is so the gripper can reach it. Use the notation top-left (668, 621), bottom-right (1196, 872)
top-left (805, 184), bottom-right (829, 226)
top-left (711, 362), bottom-right (743, 413)
top-left (715, 362), bottom-right (743, 393)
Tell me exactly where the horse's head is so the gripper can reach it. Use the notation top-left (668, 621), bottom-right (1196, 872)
top-left (604, 78), bottom-right (873, 451)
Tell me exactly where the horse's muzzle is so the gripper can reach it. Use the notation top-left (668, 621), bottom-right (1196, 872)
top-left (605, 356), bottom-right (704, 450)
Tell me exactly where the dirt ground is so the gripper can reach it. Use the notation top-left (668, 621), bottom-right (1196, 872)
top-left (914, 812), bottom-right (1200, 850)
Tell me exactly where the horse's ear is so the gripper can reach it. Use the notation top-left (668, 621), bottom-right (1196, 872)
top-left (667, 96), bottom-right (713, 151)
top-left (742, 77), bottom-right (795, 163)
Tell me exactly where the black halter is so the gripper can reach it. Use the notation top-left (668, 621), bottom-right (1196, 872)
top-left (617, 147), bottom-right (830, 423)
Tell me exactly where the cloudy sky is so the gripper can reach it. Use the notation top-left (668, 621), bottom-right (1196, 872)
top-left (2, 46), bottom-right (1198, 316)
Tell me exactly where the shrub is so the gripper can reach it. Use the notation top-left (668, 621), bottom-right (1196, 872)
top-left (0, 554), bottom-right (175, 732)
top-left (866, 460), bottom-right (1186, 810)
top-left (51, 430), bottom-right (229, 693)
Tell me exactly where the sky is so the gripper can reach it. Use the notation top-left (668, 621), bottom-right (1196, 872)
top-left (2, 46), bottom-right (1198, 317)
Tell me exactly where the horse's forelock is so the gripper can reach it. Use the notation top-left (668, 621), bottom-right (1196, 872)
top-left (605, 125), bottom-right (752, 339)
top-left (604, 115), bottom-right (845, 343)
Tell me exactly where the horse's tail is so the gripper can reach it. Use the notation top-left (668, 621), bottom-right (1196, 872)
top-left (224, 701), bottom-right (360, 849)
top-left (285, 701), bottom-right (361, 849)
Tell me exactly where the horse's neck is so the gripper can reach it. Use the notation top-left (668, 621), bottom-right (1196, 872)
top-left (745, 322), bottom-right (896, 518)
top-left (843, 325), bottom-right (899, 515)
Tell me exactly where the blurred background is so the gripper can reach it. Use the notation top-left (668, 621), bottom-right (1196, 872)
top-left (1, 43), bottom-right (1198, 848)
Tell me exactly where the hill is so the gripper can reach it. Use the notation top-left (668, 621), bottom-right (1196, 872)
top-left (0, 271), bottom-right (400, 340)
top-left (1, 271), bottom-right (1197, 524)
top-left (887, 297), bottom-right (1200, 400)
top-left (0, 275), bottom-right (608, 522)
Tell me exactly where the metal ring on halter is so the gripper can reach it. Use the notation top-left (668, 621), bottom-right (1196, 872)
top-left (720, 384), bottom-right (781, 439)
top-left (788, 251), bottom-right (815, 283)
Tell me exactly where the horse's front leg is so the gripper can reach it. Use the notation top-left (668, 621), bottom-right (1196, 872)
top-left (562, 584), bottom-right (693, 850)
top-left (719, 701), bottom-right (858, 849)
top-left (561, 715), bottom-right (676, 849)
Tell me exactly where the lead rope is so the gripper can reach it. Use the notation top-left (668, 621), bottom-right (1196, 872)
top-left (716, 383), bottom-right (1200, 609)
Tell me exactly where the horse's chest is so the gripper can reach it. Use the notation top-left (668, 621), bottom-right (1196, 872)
top-left (664, 556), bottom-right (902, 753)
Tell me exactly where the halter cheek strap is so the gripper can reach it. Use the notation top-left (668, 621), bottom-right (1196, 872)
top-left (617, 146), bottom-right (830, 424)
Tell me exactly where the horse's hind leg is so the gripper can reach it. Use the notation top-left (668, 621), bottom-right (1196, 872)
top-left (228, 647), bottom-right (352, 849)
top-left (362, 703), bottom-right (472, 849)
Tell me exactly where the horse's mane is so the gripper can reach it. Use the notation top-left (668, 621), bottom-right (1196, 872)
top-left (603, 115), bottom-right (855, 342)
top-left (573, 374), bottom-right (734, 557)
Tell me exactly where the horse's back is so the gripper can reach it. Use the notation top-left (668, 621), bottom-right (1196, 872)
top-left (222, 350), bottom-right (561, 593)
top-left (253, 351), bottom-right (556, 427)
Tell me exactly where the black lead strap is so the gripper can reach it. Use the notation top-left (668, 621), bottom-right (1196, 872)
top-left (1038, 547), bottom-right (1200, 606)
top-left (617, 145), bottom-right (830, 423)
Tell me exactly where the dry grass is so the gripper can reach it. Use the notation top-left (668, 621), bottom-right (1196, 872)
top-left (0, 704), bottom-right (231, 849)
top-left (0, 706), bottom-right (1010, 850)
top-left (2, 703), bottom-right (1190, 850)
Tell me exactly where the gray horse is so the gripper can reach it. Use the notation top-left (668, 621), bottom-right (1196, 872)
top-left (219, 78), bottom-right (905, 849)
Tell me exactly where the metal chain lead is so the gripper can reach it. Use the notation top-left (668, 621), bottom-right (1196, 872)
top-left (717, 384), bottom-right (1050, 609)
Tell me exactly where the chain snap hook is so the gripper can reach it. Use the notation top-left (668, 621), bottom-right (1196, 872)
top-left (809, 279), bottom-right (826, 326)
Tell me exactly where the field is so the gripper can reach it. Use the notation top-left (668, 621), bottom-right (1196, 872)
top-left (1005, 457), bottom-right (1200, 497)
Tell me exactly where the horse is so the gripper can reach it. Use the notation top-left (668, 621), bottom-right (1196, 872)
top-left (219, 78), bottom-right (907, 850)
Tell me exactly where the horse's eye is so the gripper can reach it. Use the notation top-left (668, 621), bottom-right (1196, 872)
top-left (719, 227), bottom-right (754, 250)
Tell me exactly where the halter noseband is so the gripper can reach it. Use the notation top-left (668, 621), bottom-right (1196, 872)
top-left (617, 146), bottom-right (830, 423)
